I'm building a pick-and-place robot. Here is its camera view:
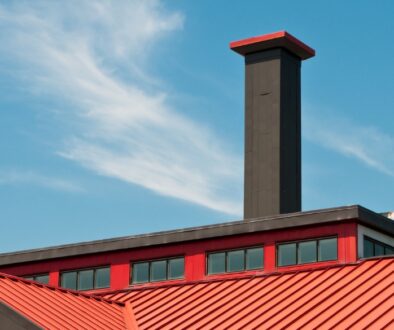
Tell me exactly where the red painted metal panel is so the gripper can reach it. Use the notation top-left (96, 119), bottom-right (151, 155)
top-left (0, 222), bottom-right (358, 291)
top-left (111, 263), bottom-right (130, 290)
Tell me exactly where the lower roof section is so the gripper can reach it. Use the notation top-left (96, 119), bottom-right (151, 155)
top-left (104, 257), bottom-right (394, 330)
top-left (0, 272), bottom-right (136, 329)
top-left (0, 205), bottom-right (393, 266)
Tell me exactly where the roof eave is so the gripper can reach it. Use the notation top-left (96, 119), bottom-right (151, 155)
top-left (0, 205), bottom-right (392, 266)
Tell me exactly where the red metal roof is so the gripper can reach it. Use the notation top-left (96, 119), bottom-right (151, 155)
top-left (104, 257), bottom-right (394, 330)
top-left (0, 272), bottom-right (137, 329)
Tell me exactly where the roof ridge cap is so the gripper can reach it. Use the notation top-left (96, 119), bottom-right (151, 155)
top-left (102, 258), bottom-right (393, 297)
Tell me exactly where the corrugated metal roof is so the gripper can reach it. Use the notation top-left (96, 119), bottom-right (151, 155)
top-left (104, 257), bottom-right (394, 330)
top-left (0, 272), bottom-right (136, 330)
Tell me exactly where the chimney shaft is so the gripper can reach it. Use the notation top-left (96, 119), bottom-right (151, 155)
top-left (230, 31), bottom-right (315, 219)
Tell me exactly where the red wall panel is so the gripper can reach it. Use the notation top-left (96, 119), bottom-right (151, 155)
top-left (0, 221), bottom-right (358, 291)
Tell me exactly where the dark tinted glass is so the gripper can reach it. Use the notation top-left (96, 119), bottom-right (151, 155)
top-left (24, 276), bottom-right (34, 281)
top-left (318, 238), bottom-right (337, 261)
top-left (298, 241), bottom-right (317, 264)
top-left (227, 250), bottom-right (244, 272)
top-left (278, 243), bottom-right (296, 266)
top-left (168, 258), bottom-right (184, 279)
top-left (151, 260), bottom-right (167, 282)
top-left (133, 262), bottom-right (149, 284)
top-left (375, 243), bottom-right (385, 256)
top-left (95, 267), bottom-right (110, 288)
top-left (78, 269), bottom-right (94, 290)
top-left (208, 252), bottom-right (225, 274)
top-left (364, 238), bottom-right (374, 257)
top-left (385, 246), bottom-right (394, 255)
top-left (34, 274), bottom-right (49, 284)
top-left (61, 272), bottom-right (77, 290)
top-left (246, 248), bottom-right (263, 270)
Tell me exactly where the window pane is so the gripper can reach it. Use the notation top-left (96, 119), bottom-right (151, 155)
top-left (298, 241), bottom-right (317, 264)
top-left (246, 248), bottom-right (263, 270)
top-left (34, 274), bottom-right (49, 284)
top-left (208, 252), bottom-right (225, 274)
top-left (151, 260), bottom-right (167, 282)
top-left (227, 250), bottom-right (245, 272)
top-left (61, 272), bottom-right (77, 290)
top-left (375, 243), bottom-right (384, 256)
top-left (95, 267), bottom-right (110, 288)
top-left (132, 262), bottom-right (149, 284)
top-left (168, 258), bottom-right (184, 279)
top-left (318, 238), bottom-right (337, 261)
top-left (78, 270), bottom-right (94, 290)
top-left (278, 243), bottom-right (296, 266)
top-left (24, 276), bottom-right (34, 281)
top-left (385, 246), bottom-right (394, 255)
top-left (364, 238), bottom-right (374, 258)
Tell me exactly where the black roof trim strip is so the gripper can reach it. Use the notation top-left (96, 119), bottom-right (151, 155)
top-left (0, 205), bottom-right (392, 266)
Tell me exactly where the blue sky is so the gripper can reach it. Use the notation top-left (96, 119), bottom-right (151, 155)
top-left (1, 0), bottom-right (393, 252)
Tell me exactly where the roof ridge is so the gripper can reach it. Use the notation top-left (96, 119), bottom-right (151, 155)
top-left (0, 271), bottom-right (125, 306)
top-left (123, 301), bottom-right (139, 330)
top-left (101, 257), bottom-right (393, 298)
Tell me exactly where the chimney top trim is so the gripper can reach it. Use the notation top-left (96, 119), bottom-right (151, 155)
top-left (230, 31), bottom-right (315, 60)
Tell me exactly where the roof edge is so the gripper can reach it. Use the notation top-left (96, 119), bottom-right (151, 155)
top-left (101, 256), bottom-right (394, 297)
top-left (0, 205), bottom-right (392, 266)
top-left (0, 272), bottom-right (125, 306)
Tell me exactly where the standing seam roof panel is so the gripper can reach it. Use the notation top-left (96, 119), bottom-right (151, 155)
top-left (103, 257), bottom-right (393, 330)
top-left (0, 273), bottom-right (131, 330)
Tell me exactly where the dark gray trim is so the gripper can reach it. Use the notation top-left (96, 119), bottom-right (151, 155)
top-left (0, 301), bottom-right (42, 330)
top-left (0, 205), bottom-right (393, 267)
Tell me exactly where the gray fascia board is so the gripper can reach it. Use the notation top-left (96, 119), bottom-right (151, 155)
top-left (0, 205), bottom-right (392, 266)
top-left (358, 205), bottom-right (394, 232)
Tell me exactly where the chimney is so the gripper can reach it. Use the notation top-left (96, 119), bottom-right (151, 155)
top-left (230, 31), bottom-right (315, 219)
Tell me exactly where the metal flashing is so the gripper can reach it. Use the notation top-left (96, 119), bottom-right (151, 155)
top-left (230, 31), bottom-right (315, 60)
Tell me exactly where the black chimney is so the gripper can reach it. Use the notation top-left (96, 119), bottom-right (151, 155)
top-left (230, 31), bottom-right (315, 219)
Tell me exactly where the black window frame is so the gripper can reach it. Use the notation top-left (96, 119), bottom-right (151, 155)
top-left (363, 236), bottom-right (394, 257)
top-left (277, 236), bottom-right (338, 267)
top-left (206, 246), bottom-right (264, 275)
top-left (130, 256), bottom-right (185, 285)
top-left (23, 273), bottom-right (50, 284)
top-left (59, 265), bottom-right (110, 291)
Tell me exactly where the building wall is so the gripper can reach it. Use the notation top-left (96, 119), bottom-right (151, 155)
top-left (0, 222), bottom-right (358, 292)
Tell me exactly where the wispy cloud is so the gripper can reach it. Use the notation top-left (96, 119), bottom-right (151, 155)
top-left (0, 1), bottom-right (242, 215)
top-left (304, 108), bottom-right (394, 177)
top-left (0, 170), bottom-right (83, 193)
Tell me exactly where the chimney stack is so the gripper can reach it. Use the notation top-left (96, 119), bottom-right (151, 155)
top-left (230, 31), bottom-right (315, 219)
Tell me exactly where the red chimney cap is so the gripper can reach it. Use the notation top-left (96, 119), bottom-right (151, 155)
top-left (230, 31), bottom-right (315, 60)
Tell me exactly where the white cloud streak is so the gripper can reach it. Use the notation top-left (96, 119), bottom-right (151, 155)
top-left (304, 108), bottom-right (394, 177)
top-left (0, 170), bottom-right (83, 193)
top-left (0, 0), bottom-right (243, 215)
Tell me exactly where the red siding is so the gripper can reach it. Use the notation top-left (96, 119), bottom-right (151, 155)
top-left (0, 222), bottom-right (358, 291)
